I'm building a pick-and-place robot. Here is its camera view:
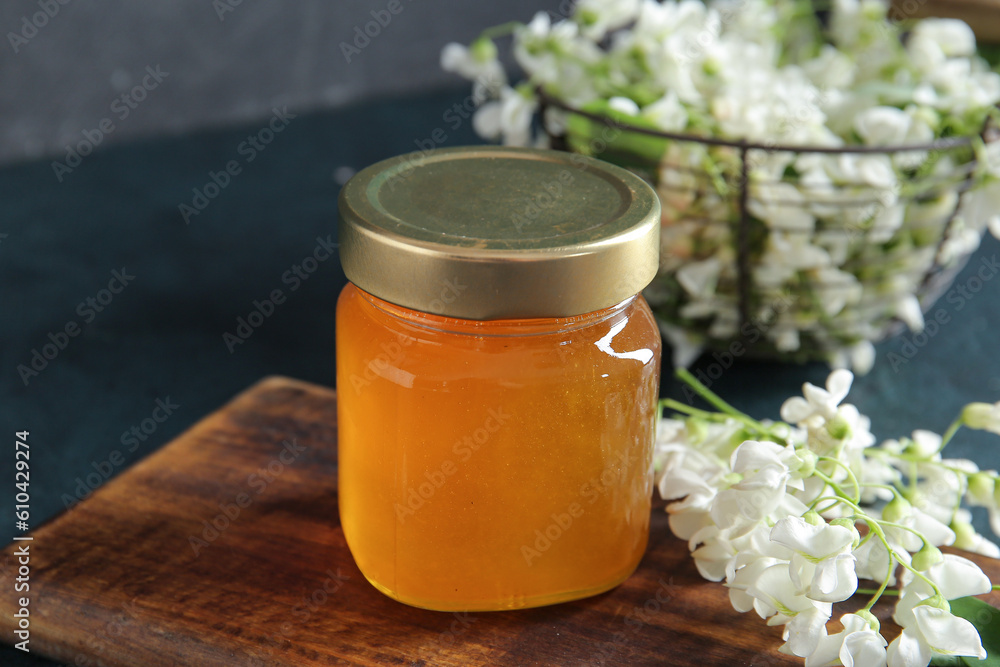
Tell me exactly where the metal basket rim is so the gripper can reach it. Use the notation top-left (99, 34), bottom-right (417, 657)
top-left (538, 90), bottom-right (981, 155)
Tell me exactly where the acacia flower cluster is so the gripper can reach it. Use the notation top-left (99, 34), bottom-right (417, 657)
top-left (442, 0), bottom-right (1000, 371)
top-left (653, 369), bottom-right (1000, 666)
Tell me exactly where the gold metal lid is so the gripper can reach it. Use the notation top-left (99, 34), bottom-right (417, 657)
top-left (338, 146), bottom-right (660, 319)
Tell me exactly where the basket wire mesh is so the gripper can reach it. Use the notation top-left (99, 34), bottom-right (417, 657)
top-left (540, 90), bottom-right (998, 361)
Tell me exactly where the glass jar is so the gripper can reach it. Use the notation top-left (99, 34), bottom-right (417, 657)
top-left (336, 146), bottom-right (662, 611)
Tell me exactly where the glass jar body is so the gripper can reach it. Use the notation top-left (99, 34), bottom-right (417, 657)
top-left (336, 283), bottom-right (661, 611)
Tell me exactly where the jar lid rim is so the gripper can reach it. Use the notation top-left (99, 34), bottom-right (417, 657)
top-left (337, 146), bottom-right (661, 319)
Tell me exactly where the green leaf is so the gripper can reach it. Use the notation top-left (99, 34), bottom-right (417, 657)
top-left (948, 596), bottom-right (1000, 667)
top-left (564, 99), bottom-right (670, 171)
top-left (930, 656), bottom-right (967, 666)
top-left (929, 657), bottom-right (966, 666)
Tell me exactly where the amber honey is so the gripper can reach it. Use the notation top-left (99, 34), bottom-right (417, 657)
top-left (337, 284), bottom-right (660, 610)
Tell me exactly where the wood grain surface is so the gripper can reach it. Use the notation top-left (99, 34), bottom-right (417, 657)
top-left (2, 376), bottom-right (999, 666)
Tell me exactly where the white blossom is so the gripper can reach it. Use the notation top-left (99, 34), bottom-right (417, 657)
top-left (472, 86), bottom-right (537, 147)
top-left (781, 369), bottom-right (854, 425)
top-left (649, 370), bottom-right (999, 666)
top-left (573, 0), bottom-right (642, 39)
top-left (887, 606), bottom-right (986, 666)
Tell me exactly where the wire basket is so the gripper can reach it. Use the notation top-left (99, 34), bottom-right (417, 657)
top-left (540, 91), bottom-right (999, 367)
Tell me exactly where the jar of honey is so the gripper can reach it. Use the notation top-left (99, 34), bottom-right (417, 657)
top-left (336, 146), bottom-right (662, 611)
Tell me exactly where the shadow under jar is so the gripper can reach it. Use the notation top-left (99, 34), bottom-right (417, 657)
top-left (336, 146), bottom-right (662, 611)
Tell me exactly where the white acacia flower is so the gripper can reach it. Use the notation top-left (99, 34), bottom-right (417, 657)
top-left (607, 96), bottom-right (640, 116)
top-left (770, 517), bottom-right (859, 603)
top-left (573, 0), bottom-right (641, 40)
top-left (804, 612), bottom-right (887, 667)
top-left (642, 91), bottom-right (687, 131)
top-left (779, 605), bottom-right (834, 658)
top-left (963, 401), bottom-right (1000, 435)
top-left (440, 40), bottom-right (506, 95)
top-left (689, 525), bottom-right (737, 580)
top-left (951, 509), bottom-right (1000, 558)
top-left (781, 369), bottom-right (854, 425)
top-left (709, 440), bottom-right (809, 536)
top-left (894, 295), bottom-right (924, 333)
top-left (657, 321), bottom-right (705, 368)
top-left (906, 430), bottom-right (942, 460)
top-left (887, 606), bottom-right (986, 666)
top-left (748, 182), bottom-right (815, 232)
top-left (746, 561), bottom-right (820, 619)
top-left (854, 106), bottom-right (911, 146)
top-left (472, 86), bottom-right (537, 147)
top-left (893, 554), bottom-right (991, 628)
top-left (852, 533), bottom-right (904, 585)
top-left (828, 341), bottom-right (877, 376)
top-left (881, 496), bottom-right (955, 552)
top-left (911, 18), bottom-right (977, 59)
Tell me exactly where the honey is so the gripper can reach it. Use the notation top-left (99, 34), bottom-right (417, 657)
top-left (336, 146), bottom-right (662, 611)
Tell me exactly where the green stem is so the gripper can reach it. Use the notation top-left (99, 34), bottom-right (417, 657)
top-left (673, 368), bottom-right (783, 441)
top-left (660, 399), bottom-right (732, 422)
top-left (675, 368), bottom-right (750, 419)
top-left (478, 22), bottom-right (522, 40)
top-left (857, 588), bottom-right (899, 596)
top-left (817, 456), bottom-right (861, 504)
top-left (863, 553), bottom-right (895, 612)
top-left (937, 418), bottom-right (963, 453)
top-left (864, 518), bottom-right (941, 596)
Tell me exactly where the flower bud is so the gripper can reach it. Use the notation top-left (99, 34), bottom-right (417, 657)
top-left (803, 511), bottom-right (824, 526)
top-left (685, 418), bottom-right (707, 444)
top-left (470, 37), bottom-right (498, 63)
top-left (882, 495), bottom-right (912, 523)
top-left (951, 519), bottom-right (979, 551)
top-left (854, 609), bottom-right (881, 633)
top-left (721, 472), bottom-right (743, 486)
top-left (825, 414), bottom-right (851, 440)
top-left (916, 594), bottom-right (950, 612)
top-left (967, 472), bottom-right (995, 506)
top-left (962, 402), bottom-right (997, 431)
top-left (912, 544), bottom-right (944, 571)
top-left (831, 517), bottom-right (862, 548)
top-left (795, 449), bottom-right (817, 477)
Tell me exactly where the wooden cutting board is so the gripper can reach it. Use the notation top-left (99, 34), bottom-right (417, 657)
top-left (2, 377), bottom-right (999, 666)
